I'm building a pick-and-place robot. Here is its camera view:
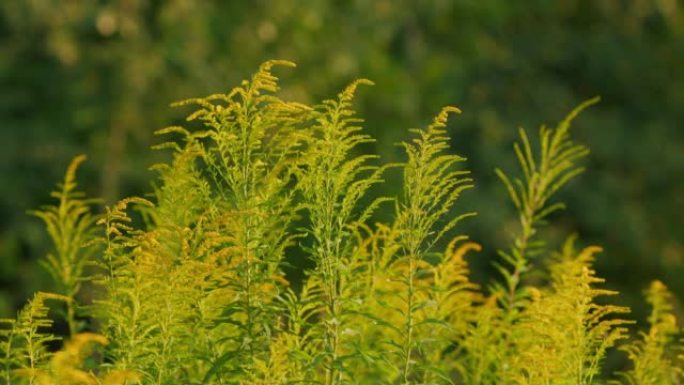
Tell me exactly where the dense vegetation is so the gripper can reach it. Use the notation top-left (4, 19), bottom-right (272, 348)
top-left (1, 2), bottom-right (683, 327)
top-left (1, 62), bottom-right (681, 385)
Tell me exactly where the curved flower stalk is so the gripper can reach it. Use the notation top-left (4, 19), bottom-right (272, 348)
top-left (615, 280), bottom-right (682, 385)
top-left (29, 155), bottom-right (99, 337)
top-left (494, 97), bottom-right (600, 311)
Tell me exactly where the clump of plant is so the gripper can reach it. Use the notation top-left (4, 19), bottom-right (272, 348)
top-left (1, 61), bottom-right (681, 385)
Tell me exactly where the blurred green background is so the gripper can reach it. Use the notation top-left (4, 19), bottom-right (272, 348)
top-left (1, 0), bottom-right (682, 331)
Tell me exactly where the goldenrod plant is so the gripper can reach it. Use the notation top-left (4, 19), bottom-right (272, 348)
top-left (297, 79), bottom-right (389, 385)
top-left (15, 332), bottom-right (140, 385)
top-left (1, 61), bottom-right (681, 384)
top-left (377, 106), bottom-right (475, 384)
top-left (2, 292), bottom-right (66, 385)
top-left (29, 155), bottom-right (99, 337)
top-left (493, 97), bottom-right (599, 312)
top-left (511, 239), bottom-right (632, 385)
top-left (615, 281), bottom-right (683, 385)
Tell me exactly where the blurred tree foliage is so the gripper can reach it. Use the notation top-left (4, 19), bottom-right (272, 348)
top-left (0, 0), bottom-right (682, 329)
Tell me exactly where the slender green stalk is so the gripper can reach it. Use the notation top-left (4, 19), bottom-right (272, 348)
top-left (299, 79), bottom-right (388, 385)
top-left (29, 155), bottom-right (99, 337)
top-left (495, 97), bottom-right (599, 311)
top-left (394, 106), bottom-right (474, 384)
